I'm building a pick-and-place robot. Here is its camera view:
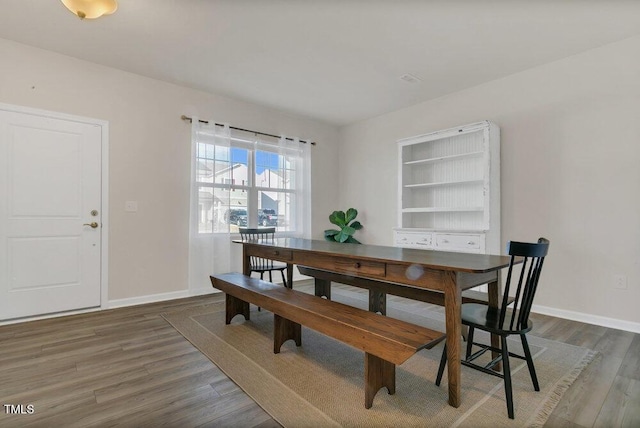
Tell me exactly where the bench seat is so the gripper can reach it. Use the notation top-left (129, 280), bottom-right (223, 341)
top-left (210, 272), bottom-right (445, 408)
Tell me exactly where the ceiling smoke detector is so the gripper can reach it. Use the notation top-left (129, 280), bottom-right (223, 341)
top-left (399, 73), bottom-right (422, 84)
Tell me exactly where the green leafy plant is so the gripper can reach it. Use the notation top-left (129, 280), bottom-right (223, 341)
top-left (324, 208), bottom-right (363, 244)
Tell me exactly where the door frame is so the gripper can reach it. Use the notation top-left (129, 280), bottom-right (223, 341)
top-left (0, 102), bottom-right (109, 316)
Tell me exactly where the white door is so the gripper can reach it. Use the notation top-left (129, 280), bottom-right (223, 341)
top-left (0, 108), bottom-right (103, 320)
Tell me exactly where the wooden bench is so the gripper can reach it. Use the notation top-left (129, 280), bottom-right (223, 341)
top-left (298, 266), bottom-right (515, 315)
top-left (210, 272), bottom-right (445, 409)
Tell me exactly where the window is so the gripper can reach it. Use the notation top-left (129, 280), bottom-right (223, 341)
top-left (195, 134), bottom-right (302, 234)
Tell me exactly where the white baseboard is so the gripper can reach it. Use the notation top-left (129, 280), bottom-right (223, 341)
top-left (108, 287), bottom-right (221, 309)
top-left (532, 303), bottom-right (640, 334)
top-left (190, 287), bottom-right (221, 297)
top-left (108, 290), bottom-right (192, 309)
top-left (109, 272), bottom-right (302, 309)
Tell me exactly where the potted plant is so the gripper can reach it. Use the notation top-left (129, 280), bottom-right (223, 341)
top-left (324, 208), bottom-right (363, 243)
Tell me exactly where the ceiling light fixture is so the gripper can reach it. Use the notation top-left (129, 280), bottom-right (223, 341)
top-left (60, 0), bottom-right (118, 20)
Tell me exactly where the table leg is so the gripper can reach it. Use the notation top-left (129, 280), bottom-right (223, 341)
top-left (286, 263), bottom-right (294, 289)
top-left (314, 278), bottom-right (331, 299)
top-left (369, 290), bottom-right (386, 315)
top-left (488, 271), bottom-right (502, 371)
top-left (443, 271), bottom-right (462, 408)
top-left (242, 246), bottom-right (250, 276)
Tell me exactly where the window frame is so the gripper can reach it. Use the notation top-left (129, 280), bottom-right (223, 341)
top-left (196, 135), bottom-right (301, 235)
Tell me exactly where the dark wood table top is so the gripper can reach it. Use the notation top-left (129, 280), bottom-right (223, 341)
top-left (234, 237), bottom-right (512, 273)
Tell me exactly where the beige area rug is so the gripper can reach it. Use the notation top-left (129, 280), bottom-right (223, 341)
top-left (163, 287), bottom-right (595, 428)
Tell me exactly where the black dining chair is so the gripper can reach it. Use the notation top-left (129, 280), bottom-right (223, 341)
top-left (435, 237), bottom-right (550, 419)
top-left (238, 227), bottom-right (288, 287)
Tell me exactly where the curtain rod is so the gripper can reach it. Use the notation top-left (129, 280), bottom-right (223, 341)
top-left (181, 115), bottom-right (316, 146)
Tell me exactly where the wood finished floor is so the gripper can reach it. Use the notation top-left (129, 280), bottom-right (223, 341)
top-left (0, 281), bottom-right (638, 427)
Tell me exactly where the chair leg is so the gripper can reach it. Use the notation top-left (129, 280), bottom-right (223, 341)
top-left (435, 343), bottom-right (447, 386)
top-left (269, 271), bottom-right (273, 282)
top-left (521, 334), bottom-right (540, 391)
top-left (466, 326), bottom-right (475, 359)
top-left (501, 336), bottom-right (514, 419)
top-left (280, 269), bottom-right (288, 288)
top-left (258, 272), bottom-right (263, 312)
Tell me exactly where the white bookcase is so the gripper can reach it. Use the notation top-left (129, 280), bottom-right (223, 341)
top-left (395, 121), bottom-right (500, 255)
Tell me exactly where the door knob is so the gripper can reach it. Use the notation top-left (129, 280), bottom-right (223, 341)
top-left (83, 222), bottom-right (99, 228)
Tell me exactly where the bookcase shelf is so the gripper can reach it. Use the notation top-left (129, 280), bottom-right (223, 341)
top-left (404, 151), bottom-right (484, 165)
top-left (401, 207), bottom-right (484, 213)
top-left (404, 179), bottom-right (484, 189)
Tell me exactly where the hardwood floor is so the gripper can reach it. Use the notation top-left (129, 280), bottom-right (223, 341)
top-left (0, 281), bottom-right (638, 427)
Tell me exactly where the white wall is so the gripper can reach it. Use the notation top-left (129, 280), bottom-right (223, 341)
top-left (339, 36), bottom-right (640, 329)
top-left (0, 38), bottom-right (339, 302)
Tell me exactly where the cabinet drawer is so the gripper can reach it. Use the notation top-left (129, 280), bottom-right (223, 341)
top-left (395, 231), bottom-right (433, 249)
top-left (435, 233), bottom-right (484, 253)
top-left (250, 247), bottom-right (293, 261)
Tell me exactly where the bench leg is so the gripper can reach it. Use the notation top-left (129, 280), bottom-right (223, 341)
top-left (314, 278), bottom-right (331, 300)
top-left (369, 290), bottom-right (387, 315)
top-left (273, 314), bottom-right (302, 354)
top-left (364, 352), bottom-right (395, 409)
top-left (225, 294), bottom-right (250, 324)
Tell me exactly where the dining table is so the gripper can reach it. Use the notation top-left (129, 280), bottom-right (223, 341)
top-left (233, 237), bottom-right (513, 408)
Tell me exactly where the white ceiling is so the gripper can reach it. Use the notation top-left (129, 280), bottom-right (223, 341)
top-left (1, 1), bottom-right (639, 126)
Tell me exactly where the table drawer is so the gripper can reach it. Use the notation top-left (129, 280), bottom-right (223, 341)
top-left (250, 246), bottom-right (293, 261)
top-left (435, 233), bottom-right (484, 253)
top-left (324, 257), bottom-right (386, 277)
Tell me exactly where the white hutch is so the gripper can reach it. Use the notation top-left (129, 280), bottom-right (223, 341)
top-left (395, 121), bottom-right (501, 255)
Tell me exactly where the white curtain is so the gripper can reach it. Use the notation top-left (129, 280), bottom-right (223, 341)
top-left (279, 136), bottom-right (312, 238)
top-left (188, 119), bottom-right (232, 293)
top-left (188, 120), bottom-right (313, 293)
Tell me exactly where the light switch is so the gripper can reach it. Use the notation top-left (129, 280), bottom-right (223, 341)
top-left (125, 201), bottom-right (138, 212)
